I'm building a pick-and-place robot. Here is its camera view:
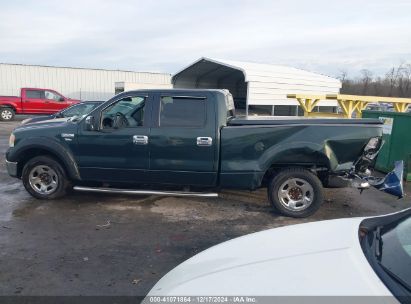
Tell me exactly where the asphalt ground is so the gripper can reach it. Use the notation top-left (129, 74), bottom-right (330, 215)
top-left (0, 117), bottom-right (410, 296)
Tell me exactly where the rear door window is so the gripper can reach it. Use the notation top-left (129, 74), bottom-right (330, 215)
top-left (160, 96), bottom-right (206, 127)
top-left (26, 90), bottom-right (44, 99)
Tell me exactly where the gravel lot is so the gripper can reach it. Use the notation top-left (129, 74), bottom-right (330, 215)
top-left (0, 118), bottom-right (410, 296)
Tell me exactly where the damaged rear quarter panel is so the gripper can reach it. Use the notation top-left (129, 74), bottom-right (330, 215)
top-left (219, 124), bottom-right (382, 189)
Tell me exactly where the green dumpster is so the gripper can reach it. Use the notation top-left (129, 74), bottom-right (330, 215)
top-left (362, 110), bottom-right (411, 181)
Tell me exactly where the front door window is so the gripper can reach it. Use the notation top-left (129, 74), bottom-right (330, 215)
top-left (101, 96), bottom-right (146, 129)
top-left (45, 91), bottom-right (63, 101)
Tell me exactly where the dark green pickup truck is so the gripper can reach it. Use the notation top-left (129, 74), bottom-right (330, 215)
top-left (6, 89), bottom-right (387, 217)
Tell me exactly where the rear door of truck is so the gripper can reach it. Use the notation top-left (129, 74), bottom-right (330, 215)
top-left (22, 89), bottom-right (49, 114)
top-left (148, 92), bottom-right (218, 186)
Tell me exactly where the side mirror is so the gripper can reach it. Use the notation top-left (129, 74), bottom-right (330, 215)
top-left (85, 115), bottom-right (96, 131)
top-left (59, 97), bottom-right (65, 102)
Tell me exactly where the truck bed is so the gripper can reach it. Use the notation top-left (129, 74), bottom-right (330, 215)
top-left (228, 116), bottom-right (383, 126)
top-left (0, 96), bottom-right (20, 101)
top-left (220, 117), bottom-right (382, 189)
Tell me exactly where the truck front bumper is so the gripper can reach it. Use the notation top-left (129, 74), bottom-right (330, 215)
top-left (5, 160), bottom-right (18, 177)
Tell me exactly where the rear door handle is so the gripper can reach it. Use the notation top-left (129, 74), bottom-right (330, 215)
top-left (133, 135), bottom-right (148, 145)
top-left (197, 137), bottom-right (213, 146)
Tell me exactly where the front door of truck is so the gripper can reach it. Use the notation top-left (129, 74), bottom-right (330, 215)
top-left (76, 93), bottom-right (152, 183)
top-left (148, 93), bottom-right (218, 186)
top-left (44, 90), bottom-right (68, 112)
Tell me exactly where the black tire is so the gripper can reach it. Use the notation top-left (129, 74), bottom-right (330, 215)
top-left (22, 156), bottom-right (70, 199)
top-left (0, 107), bottom-right (15, 121)
top-left (268, 168), bottom-right (324, 218)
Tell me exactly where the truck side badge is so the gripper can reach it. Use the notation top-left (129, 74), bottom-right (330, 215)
top-left (61, 133), bottom-right (75, 141)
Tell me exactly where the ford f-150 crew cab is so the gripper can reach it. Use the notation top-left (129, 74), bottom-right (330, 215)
top-left (5, 89), bottom-right (398, 217)
top-left (0, 88), bottom-right (80, 121)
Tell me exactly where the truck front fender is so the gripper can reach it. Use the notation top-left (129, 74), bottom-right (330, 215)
top-left (7, 137), bottom-right (81, 180)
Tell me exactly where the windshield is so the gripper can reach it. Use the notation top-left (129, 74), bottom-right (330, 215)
top-left (378, 216), bottom-right (411, 289)
top-left (62, 103), bottom-right (99, 121)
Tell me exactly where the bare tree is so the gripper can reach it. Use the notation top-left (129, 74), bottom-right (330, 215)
top-left (338, 70), bottom-right (348, 82)
top-left (385, 67), bottom-right (396, 96)
top-left (360, 69), bottom-right (373, 95)
top-left (338, 62), bottom-right (411, 98)
top-left (385, 65), bottom-right (403, 97)
top-left (401, 64), bottom-right (411, 97)
top-left (372, 76), bottom-right (383, 96)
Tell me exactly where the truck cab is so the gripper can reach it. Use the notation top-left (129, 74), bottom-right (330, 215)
top-left (76, 90), bottom-right (220, 186)
top-left (21, 88), bottom-right (79, 114)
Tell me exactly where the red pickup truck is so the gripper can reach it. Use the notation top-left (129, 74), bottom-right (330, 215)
top-left (0, 88), bottom-right (80, 121)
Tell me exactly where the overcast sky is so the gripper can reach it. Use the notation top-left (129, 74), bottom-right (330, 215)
top-left (1, 0), bottom-right (410, 78)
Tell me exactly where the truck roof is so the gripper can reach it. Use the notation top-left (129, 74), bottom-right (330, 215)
top-left (121, 88), bottom-right (230, 95)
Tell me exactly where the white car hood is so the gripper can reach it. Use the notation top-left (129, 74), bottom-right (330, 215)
top-left (148, 218), bottom-right (393, 297)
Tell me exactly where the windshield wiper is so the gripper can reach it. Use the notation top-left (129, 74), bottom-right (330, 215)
top-left (374, 226), bottom-right (383, 259)
top-left (378, 262), bottom-right (411, 292)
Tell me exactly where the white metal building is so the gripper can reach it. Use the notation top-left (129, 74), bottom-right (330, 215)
top-left (173, 57), bottom-right (341, 115)
top-left (114, 81), bottom-right (172, 95)
top-left (0, 63), bottom-right (172, 101)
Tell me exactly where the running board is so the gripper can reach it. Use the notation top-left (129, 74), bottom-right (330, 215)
top-left (73, 186), bottom-right (218, 198)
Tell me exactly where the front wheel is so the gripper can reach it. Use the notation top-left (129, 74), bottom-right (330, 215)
top-left (268, 168), bottom-right (324, 218)
top-left (22, 156), bottom-right (70, 199)
top-left (0, 107), bottom-right (15, 121)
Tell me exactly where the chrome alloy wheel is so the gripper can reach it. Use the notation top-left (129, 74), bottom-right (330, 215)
top-left (28, 165), bottom-right (59, 194)
top-left (1, 109), bottom-right (13, 120)
top-left (277, 178), bottom-right (314, 211)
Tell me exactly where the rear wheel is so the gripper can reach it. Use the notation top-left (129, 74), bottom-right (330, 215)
top-left (22, 156), bottom-right (70, 199)
top-left (0, 107), bottom-right (15, 121)
top-left (268, 168), bottom-right (323, 218)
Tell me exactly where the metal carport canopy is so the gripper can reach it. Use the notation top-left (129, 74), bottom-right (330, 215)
top-left (173, 57), bottom-right (341, 111)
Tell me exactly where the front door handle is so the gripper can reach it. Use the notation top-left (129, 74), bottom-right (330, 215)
top-left (133, 135), bottom-right (148, 145)
top-left (197, 137), bottom-right (213, 146)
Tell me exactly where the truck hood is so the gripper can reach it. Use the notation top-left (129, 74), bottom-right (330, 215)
top-left (66, 99), bottom-right (81, 105)
top-left (14, 118), bottom-right (73, 132)
top-left (148, 218), bottom-right (392, 296)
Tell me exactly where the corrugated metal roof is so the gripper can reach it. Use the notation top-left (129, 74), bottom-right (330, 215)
top-left (190, 58), bottom-right (340, 85)
top-left (0, 63), bottom-right (172, 100)
top-left (0, 62), bottom-right (171, 75)
top-left (173, 57), bottom-right (341, 107)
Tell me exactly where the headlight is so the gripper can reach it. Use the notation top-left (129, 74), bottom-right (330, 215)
top-left (9, 133), bottom-right (15, 148)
